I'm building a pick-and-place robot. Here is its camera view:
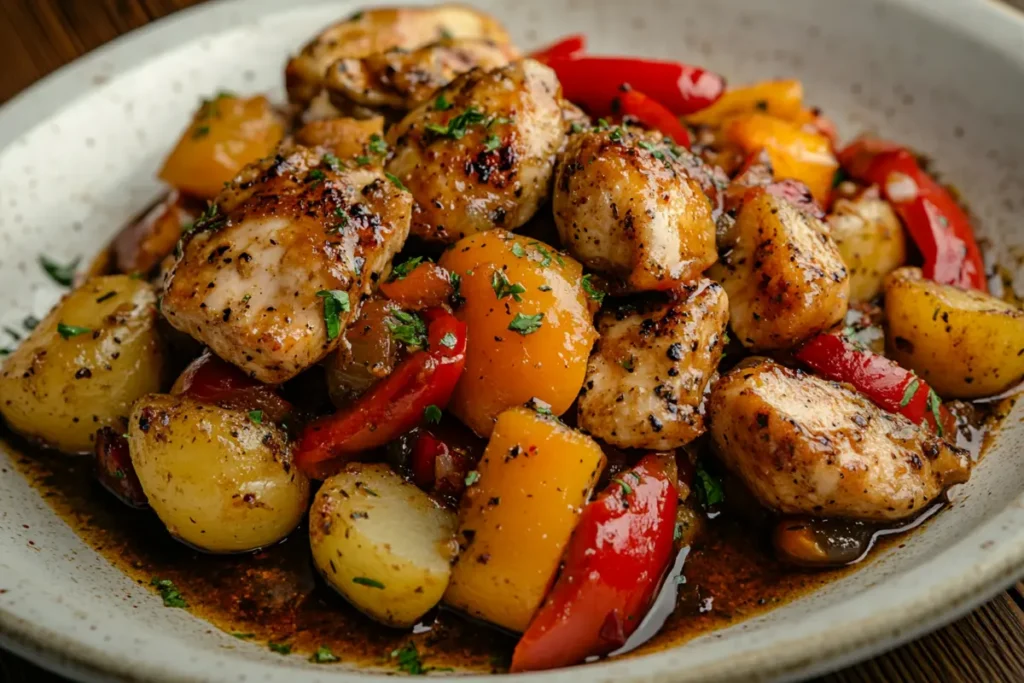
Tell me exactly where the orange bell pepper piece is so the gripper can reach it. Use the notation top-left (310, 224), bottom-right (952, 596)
top-left (685, 79), bottom-right (804, 128)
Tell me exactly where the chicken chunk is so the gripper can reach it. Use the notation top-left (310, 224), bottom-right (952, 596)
top-left (325, 38), bottom-right (515, 114)
top-left (553, 127), bottom-right (717, 291)
top-left (709, 190), bottom-right (849, 350)
top-left (386, 59), bottom-right (565, 242)
top-left (709, 358), bottom-right (970, 521)
top-left (161, 146), bottom-right (412, 383)
top-left (578, 279), bottom-right (729, 449)
top-left (286, 5), bottom-right (512, 106)
top-left (294, 116), bottom-right (385, 160)
top-left (827, 190), bottom-right (906, 303)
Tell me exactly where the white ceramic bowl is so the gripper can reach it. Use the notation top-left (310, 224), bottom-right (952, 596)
top-left (1, 1), bottom-right (1023, 681)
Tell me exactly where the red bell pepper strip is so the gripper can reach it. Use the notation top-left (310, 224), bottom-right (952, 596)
top-left (528, 34), bottom-right (586, 64)
top-left (795, 332), bottom-right (955, 437)
top-left (410, 421), bottom-right (483, 501)
top-left (547, 56), bottom-right (725, 117)
top-left (510, 454), bottom-right (678, 672)
top-left (93, 426), bottom-right (148, 509)
top-left (617, 88), bottom-right (691, 148)
top-left (838, 138), bottom-right (987, 291)
top-left (295, 308), bottom-right (467, 477)
top-left (174, 350), bottom-right (293, 424)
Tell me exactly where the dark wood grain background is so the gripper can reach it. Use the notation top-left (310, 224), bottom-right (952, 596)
top-left (2, 1), bottom-right (1024, 682)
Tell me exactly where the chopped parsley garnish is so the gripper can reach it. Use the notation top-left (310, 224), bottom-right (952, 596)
top-left (231, 632), bottom-right (255, 639)
top-left (352, 576), bottom-right (385, 589)
top-left (268, 642), bottom-right (292, 655)
top-left (619, 355), bottom-right (635, 372)
top-left (637, 139), bottom-right (656, 152)
top-left (151, 578), bottom-right (186, 608)
top-left (312, 645), bottom-right (339, 663)
top-left (510, 242), bottom-right (526, 258)
top-left (899, 378), bottom-right (920, 408)
top-left (57, 323), bottom-right (92, 340)
top-left (387, 310), bottom-right (428, 348)
top-left (425, 105), bottom-right (486, 140)
top-left (449, 272), bottom-right (462, 303)
top-left (424, 405), bottom-right (442, 424)
top-left (369, 133), bottom-right (388, 155)
top-left (316, 290), bottom-right (351, 341)
top-left (464, 471), bottom-right (480, 486)
top-left (385, 172), bottom-right (406, 190)
top-left (434, 94), bottom-right (453, 111)
top-left (355, 155), bottom-right (371, 166)
top-left (391, 643), bottom-right (426, 675)
top-left (192, 125), bottom-right (210, 139)
top-left (612, 477), bottom-right (633, 496)
top-left (486, 115), bottom-right (512, 128)
top-left (569, 121), bottom-right (585, 134)
top-left (596, 118), bottom-right (610, 129)
top-left (332, 207), bottom-right (349, 231)
top-left (581, 274), bottom-right (605, 304)
top-left (508, 312), bottom-right (543, 335)
top-left (248, 410), bottom-right (263, 425)
top-left (528, 398), bottom-right (554, 417)
top-left (483, 134), bottom-right (501, 152)
top-left (491, 271), bottom-right (526, 302)
top-left (927, 389), bottom-right (945, 437)
top-left (609, 126), bottom-right (625, 142)
top-left (307, 169), bottom-right (326, 187)
top-left (322, 152), bottom-right (341, 170)
top-left (39, 255), bottom-right (80, 287)
top-left (529, 242), bottom-right (563, 268)
top-left (439, 332), bottom-right (457, 349)
top-left (389, 256), bottom-right (425, 281)
top-left (695, 465), bottom-right (724, 507)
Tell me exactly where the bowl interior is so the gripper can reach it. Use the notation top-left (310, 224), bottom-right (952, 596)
top-left (1, 1), bottom-right (1023, 682)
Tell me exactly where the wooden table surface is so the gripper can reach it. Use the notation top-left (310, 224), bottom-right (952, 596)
top-left (2, 1), bottom-right (1024, 682)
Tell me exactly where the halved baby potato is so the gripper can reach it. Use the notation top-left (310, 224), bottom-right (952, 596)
top-left (309, 463), bottom-right (458, 627)
top-left (884, 267), bottom-right (1024, 399)
top-left (0, 275), bottom-right (164, 453)
top-left (128, 393), bottom-right (309, 554)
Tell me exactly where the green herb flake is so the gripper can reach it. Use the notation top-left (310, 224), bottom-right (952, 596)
top-left (57, 323), bottom-right (92, 340)
top-left (439, 332), bottom-right (458, 349)
top-left (899, 378), bottom-right (920, 408)
top-left (307, 168), bottom-right (326, 186)
top-left (927, 389), bottom-right (945, 437)
top-left (151, 578), bottom-right (187, 608)
top-left (352, 576), bottom-right (385, 589)
top-left (612, 477), bottom-right (633, 496)
top-left (483, 134), bottom-right (501, 152)
top-left (569, 121), bottom-right (585, 134)
top-left (637, 140), bottom-right (656, 152)
top-left (508, 312), bottom-right (543, 335)
top-left (464, 470), bottom-right (480, 486)
top-left (424, 405), bottom-right (443, 424)
top-left (387, 310), bottom-right (428, 348)
top-left (695, 466), bottom-right (725, 507)
top-left (619, 355), bottom-right (635, 372)
top-left (434, 94), bottom-right (452, 111)
top-left (192, 125), bottom-right (210, 139)
top-left (39, 255), bottom-right (80, 287)
top-left (391, 643), bottom-right (425, 675)
top-left (486, 115), bottom-right (512, 128)
top-left (491, 271), bottom-right (527, 302)
top-left (322, 152), bottom-right (341, 170)
top-left (355, 155), bottom-right (371, 166)
top-left (510, 242), bottom-right (526, 258)
top-left (528, 398), bottom-right (554, 417)
top-left (581, 274), bottom-right (605, 304)
top-left (231, 632), bottom-right (255, 639)
top-left (268, 642), bottom-right (292, 655)
top-left (312, 645), bottom-right (339, 663)
top-left (316, 290), bottom-right (351, 341)
top-left (248, 410), bottom-right (263, 425)
top-left (369, 133), bottom-right (388, 155)
top-left (390, 256), bottom-right (425, 281)
top-left (426, 105), bottom-right (487, 140)
top-left (385, 172), bottom-right (407, 190)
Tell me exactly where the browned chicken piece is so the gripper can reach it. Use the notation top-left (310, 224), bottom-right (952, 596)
top-left (710, 190), bottom-right (849, 350)
top-left (552, 127), bottom-right (718, 291)
top-left (578, 279), bottom-right (729, 449)
top-left (285, 5), bottom-right (512, 106)
top-left (325, 38), bottom-right (516, 114)
top-left (709, 358), bottom-right (970, 521)
top-left (386, 59), bottom-right (565, 242)
top-left (161, 146), bottom-right (412, 384)
top-left (294, 116), bottom-right (386, 160)
top-left (827, 189), bottom-right (906, 303)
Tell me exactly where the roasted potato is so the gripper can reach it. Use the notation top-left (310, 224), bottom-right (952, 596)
top-left (113, 191), bottom-right (201, 275)
top-left (158, 94), bottom-right (285, 200)
top-left (444, 407), bottom-right (606, 632)
top-left (827, 192), bottom-right (906, 303)
top-left (128, 393), bottom-right (309, 553)
top-left (309, 463), bottom-right (457, 627)
top-left (710, 190), bottom-right (849, 350)
top-left (884, 267), bottom-right (1024, 398)
top-left (438, 230), bottom-right (598, 437)
top-left (0, 275), bottom-right (164, 453)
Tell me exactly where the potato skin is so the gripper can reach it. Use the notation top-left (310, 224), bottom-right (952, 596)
top-left (309, 463), bottom-right (457, 627)
top-left (444, 408), bottom-right (606, 632)
top-left (128, 393), bottom-right (309, 554)
top-left (158, 95), bottom-right (284, 200)
top-left (884, 267), bottom-right (1024, 398)
top-left (438, 230), bottom-right (598, 436)
top-left (0, 275), bottom-right (164, 454)
top-left (827, 192), bottom-right (906, 303)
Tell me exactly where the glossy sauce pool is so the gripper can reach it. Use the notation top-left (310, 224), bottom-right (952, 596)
top-left (3, 396), bottom-right (1011, 673)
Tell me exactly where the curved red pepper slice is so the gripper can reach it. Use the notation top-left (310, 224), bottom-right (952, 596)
top-left (547, 56), bottom-right (725, 117)
top-left (617, 89), bottom-right (691, 148)
top-left (174, 350), bottom-right (293, 423)
top-left (528, 34), bottom-right (586, 64)
top-left (510, 454), bottom-right (678, 672)
top-left (795, 332), bottom-right (955, 437)
top-left (838, 138), bottom-right (987, 292)
top-left (295, 308), bottom-right (467, 478)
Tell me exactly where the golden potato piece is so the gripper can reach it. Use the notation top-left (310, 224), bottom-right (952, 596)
top-left (827, 192), bottom-right (906, 303)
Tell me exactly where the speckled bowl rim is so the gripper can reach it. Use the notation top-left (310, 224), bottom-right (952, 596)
top-left (1, 0), bottom-right (1024, 682)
